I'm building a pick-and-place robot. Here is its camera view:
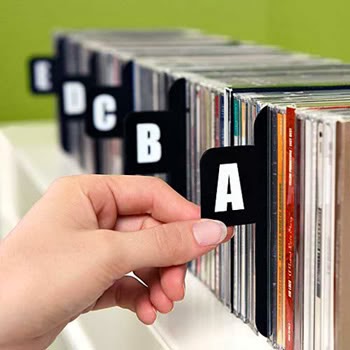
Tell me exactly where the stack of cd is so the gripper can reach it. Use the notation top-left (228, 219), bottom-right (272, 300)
top-left (29, 28), bottom-right (350, 350)
top-left (53, 28), bottom-right (236, 173)
top-left (229, 90), bottom-right (350, 350)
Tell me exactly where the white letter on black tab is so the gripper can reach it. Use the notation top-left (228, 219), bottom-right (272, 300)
top-left (137, 123), bottom-right (162, 164)
top-left (63, 81), bottom-right (86, 115)
top-left (93, 94), bottom-right (117, 131)
top-left (33, 60), bottom-right (53, 92)
top-left (214, 163), bottom-right (245, 212)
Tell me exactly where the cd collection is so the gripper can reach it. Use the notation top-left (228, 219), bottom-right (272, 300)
top-left (29, 28), bottom-right (350, 350)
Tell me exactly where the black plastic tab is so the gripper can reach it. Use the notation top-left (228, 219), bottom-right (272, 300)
top-left (54, 37), bottom-right (69, 152)
top-left (124, 111), bottom-right (177, 174)
top-left (89, 61), bottom-right (134, 173)
top-left (29, 57), bottom-right (56, 94)
top-left (58, 77), bottom-right (92, 121)
top-left (168, 78), bottom-right (187, 197)
top-left (86, 86), bottom-right (131, 138)
top-left (123, 78), bottom-right (188, 198)
top-left (254, 106), bottom-right (270, 338)
top-left (200, 146), bottom-right (260, 225)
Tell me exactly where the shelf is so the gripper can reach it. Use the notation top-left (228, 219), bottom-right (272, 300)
top-left (0, 121), bottom-right (271, 350)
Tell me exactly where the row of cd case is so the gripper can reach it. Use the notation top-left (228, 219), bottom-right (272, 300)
top-left (30, 28), bottom-right (350, 350)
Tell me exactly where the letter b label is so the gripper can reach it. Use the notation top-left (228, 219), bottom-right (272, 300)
top-left (124, 111), bottom-right (175, 175)
top-left (137, 123), bottom-right (162, 164)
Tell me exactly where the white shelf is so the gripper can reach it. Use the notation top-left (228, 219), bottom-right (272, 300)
top-left (0, 121), bottom-right (271, 350)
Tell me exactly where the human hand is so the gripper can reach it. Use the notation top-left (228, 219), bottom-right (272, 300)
top-left (0, 175), bottom-right (232, 350)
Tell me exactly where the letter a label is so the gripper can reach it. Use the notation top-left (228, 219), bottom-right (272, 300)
top-left (214, 163), bottom-right (245, 212)
top-left (200, 146), bottom-right (260, 226)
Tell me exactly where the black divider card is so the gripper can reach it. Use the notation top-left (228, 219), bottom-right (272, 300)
top-left (168, 79), bottom-right (187, 198)
top-left (55, 36), bottom-right (69, 151)
top-left (90, 61), bottom-right (134, 174)
top-left (124, 111), bottom-right (176, 174)
top-left (200, 146), bottom-right (259, 225)
top-left (58, 77), bottom-right (92, 121)
top-left (29, 57), bottom-right (56, 94)
top-left (86, 86), bottom-right (131, 138)
top-left (253, 107), bottom-right (270, 338)
top-left (57, 77), bottom-right (92, 157)
top-left (85, 61), bottom-right (134, 139)
top-left (200, 106), bottom-right (271, 338)
top-left (123, 78), bottom-right (188, 198)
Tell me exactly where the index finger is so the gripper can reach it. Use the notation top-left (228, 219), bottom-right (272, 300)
top-left (84, 175), bottom-right (200, 223)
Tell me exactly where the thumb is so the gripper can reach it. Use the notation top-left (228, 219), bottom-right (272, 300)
top-left (101, 219), bottom-right (229, 275)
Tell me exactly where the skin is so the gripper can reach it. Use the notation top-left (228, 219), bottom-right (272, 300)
top-left (0, 175), bottom-right (232, 350)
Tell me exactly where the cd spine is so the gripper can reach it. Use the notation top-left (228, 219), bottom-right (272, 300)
top-left (285, 108), bottom-right (296, 350)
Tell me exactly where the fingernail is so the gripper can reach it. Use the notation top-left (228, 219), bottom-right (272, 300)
top-left (193, 220), bottom-right (227, 246)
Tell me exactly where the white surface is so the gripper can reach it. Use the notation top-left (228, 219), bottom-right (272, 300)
top-left (154, 274), bottom-right (271, 350)
top-left (0, 121), bottom-right (271, 350)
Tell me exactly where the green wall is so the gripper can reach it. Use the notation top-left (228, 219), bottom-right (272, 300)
top-left (1, 0), bottom-right (349, 121)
